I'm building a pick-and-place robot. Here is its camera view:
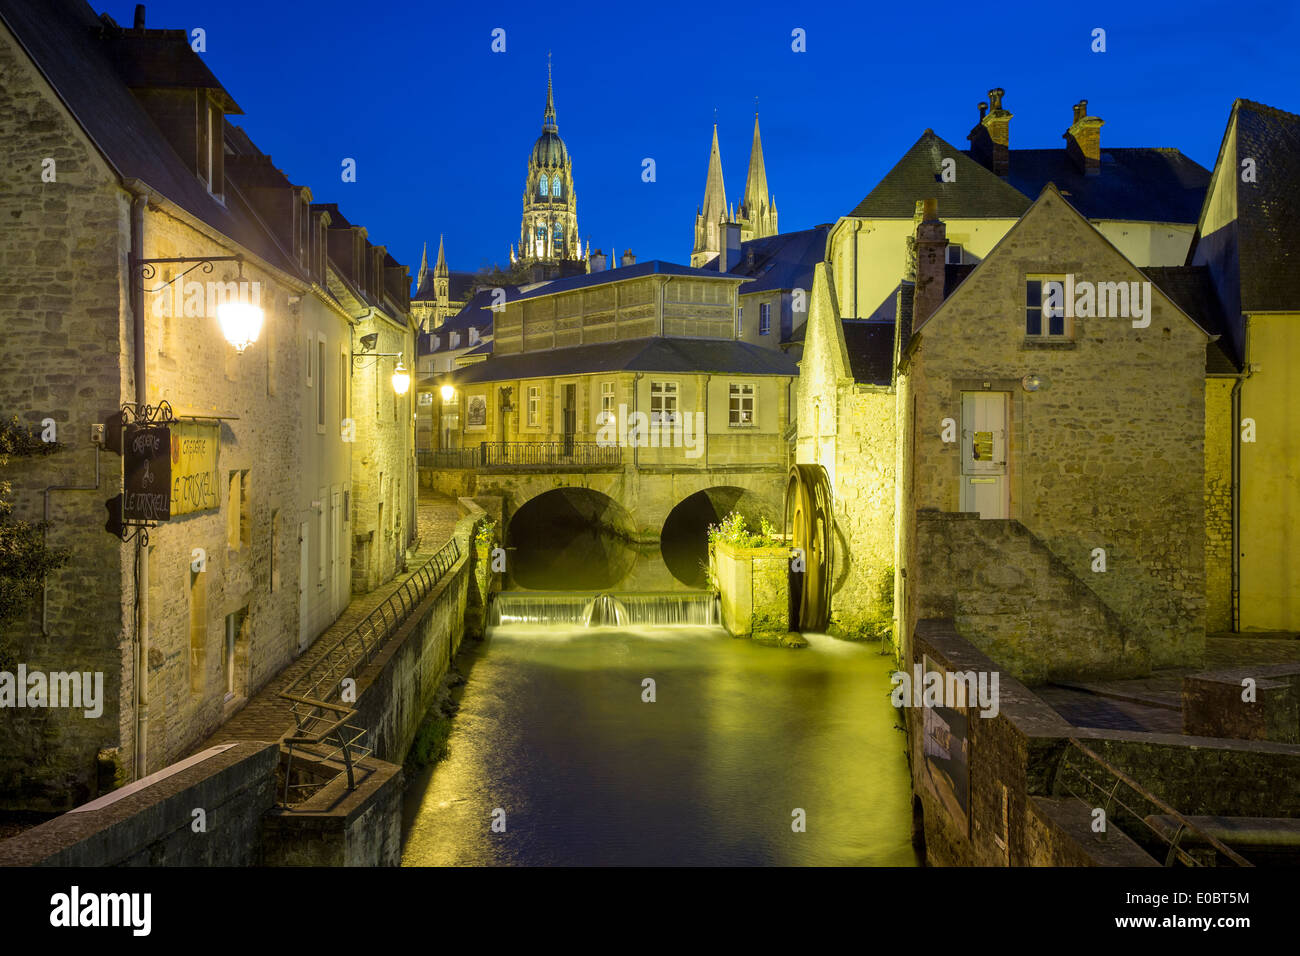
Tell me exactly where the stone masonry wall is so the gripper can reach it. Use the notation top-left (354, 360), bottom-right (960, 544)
top-left (908, 190), bottom-right (1207, 669)
top-left (0, 21), bottom-right (130, 810)
top-left (1204, 379), bottom-right (1234, 632)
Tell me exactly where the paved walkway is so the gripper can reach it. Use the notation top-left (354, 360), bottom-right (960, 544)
top-left (1038, 634), bottom-right (1300, 734)
top-left (192, 492), bottom-right (465, 753)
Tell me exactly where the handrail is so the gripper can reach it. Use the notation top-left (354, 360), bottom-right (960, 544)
top-left (1055, 738), bottom-right (1254, 867)
top-left (418, 442), bottom-right (622, 470)
top-left (277, 535), bottom-right (465, 806)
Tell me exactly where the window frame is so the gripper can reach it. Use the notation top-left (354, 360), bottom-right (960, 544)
top-left (527, 385), bottom-right (541, 428)
top-left (758, 302), bottom-right (771, 336)
top-left (649, 380), bottom-right (678, 426)
top-left (728, 382), bottom-right (757, 428)
top-left (1025, 275), bottom-right (1071, 338)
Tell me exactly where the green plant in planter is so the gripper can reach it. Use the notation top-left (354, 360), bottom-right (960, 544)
top-left (706, 511), bottom-right (766, 549)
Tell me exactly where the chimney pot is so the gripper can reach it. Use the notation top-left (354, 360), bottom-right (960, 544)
top-left (988, 88), bottom-right (1004, 111)
top-left (133, 4), bottom-right (145, 28)
top-left (978, 101), bottom-right (988, 120)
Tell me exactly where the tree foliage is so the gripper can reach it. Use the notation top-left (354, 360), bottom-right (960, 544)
top-left (0, 417), bottom-right (70, 666)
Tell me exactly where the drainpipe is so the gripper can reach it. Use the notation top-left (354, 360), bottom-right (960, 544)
top-left (632, 372), bottom-right (642, 470)
top-left (702, 373), bottom-right (710, 470)
top-left (127, 183), bottom-right (150, 779)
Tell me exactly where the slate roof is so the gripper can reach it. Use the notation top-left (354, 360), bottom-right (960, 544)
top-left (450, 337), bottom-right (798, 385)
top-left (849, 131), bottom-right (1032, 219)
top-left (418, 286), bottom-right (508, 355)
top-left (0, 0), bottom-right (304, 278)
top-left (414, 269), bottom-right (478, 302)
top-left (510, 260), bottom-right (746, 302)
top-left (1225, 100), bottom-right (1300, 311)
top-left (699, 226), bottom-right (831, 294)
top-left (848, 129), bottom-right (1209, 224)
top-left (840, 320), bottom-right (895, 386)
top-left (1144, 266), bottom-right (1240, 373)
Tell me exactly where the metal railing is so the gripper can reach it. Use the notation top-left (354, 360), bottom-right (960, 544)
top-left (277, 536), bottom-right (463, 806)
top-left (418, 441), bottom-right (622, 470)
top-left (1051, 738), bottom-right (1254, 867)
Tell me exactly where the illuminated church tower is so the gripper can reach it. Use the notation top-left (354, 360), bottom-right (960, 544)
top-left (512, 59), bottom-right (582, 275)
top-left (691, 112), bottom-right (778, 266)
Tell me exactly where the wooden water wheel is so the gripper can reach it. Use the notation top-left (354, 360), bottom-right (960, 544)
top-left (784, 464), bottom-right (832, 632)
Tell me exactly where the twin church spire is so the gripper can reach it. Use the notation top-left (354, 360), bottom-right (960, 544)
top-left (691, 113), bottom-right (779, 267)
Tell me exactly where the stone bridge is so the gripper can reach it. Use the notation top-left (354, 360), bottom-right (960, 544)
top-left (420, 461), bottom-right (786, 544)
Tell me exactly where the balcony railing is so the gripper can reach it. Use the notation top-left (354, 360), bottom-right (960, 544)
top-left (419, 441), bottom-right (623, 470)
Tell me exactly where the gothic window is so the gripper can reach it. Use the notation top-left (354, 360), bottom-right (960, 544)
top-left (536, 226), bottom-right (546, 244)
top-left (552, 178), bottom-right (562, 198)
top-left (539, 174), bottom-right (549, 197)
top-left (553, 224), bottom-right (564, 245)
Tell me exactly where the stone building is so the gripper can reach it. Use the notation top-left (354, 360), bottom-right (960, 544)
top-left (896, 189), bottom-right (1211, 682)
top-left (0, 0), bottom-right (413, 811)
top-left (798, 89), bottom-right (1213, 640)
top-left (410, 235), bottom-right (475, 333)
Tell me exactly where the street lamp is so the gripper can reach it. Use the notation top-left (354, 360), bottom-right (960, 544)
top-left (217, 301), bottom-right (263, 353)
top-left (440, 384), bottom-right (456, 403)
top-left (136, 253), bottom-right (264, 353)
top-left (391, 361), bottom-right (411, 396)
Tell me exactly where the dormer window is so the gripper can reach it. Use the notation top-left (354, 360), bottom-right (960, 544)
top-left (200, 98), bottom-right (224, 198)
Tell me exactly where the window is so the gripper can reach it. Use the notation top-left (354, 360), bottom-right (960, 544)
top-left (737, 306), bottom-right (744, 337)
top-left (270, 510), bottom-right (279, 593)
top-left (729, 383), bottom-right (756, 427)
top-left (536, 226), bottom-right (546, 244)
top-left (946, 244), bottom-right (963, 265)
top-left (305, 335), bottom-right (314, 387)
top-left (552, 178), bottom-right (562, 198)
top-left (650, 381), bottom-right (678, 425)
top-left (527, 385), bottom-right (541, 427)
top-left (227, 470), bottom-right (249, 549)
top-left (316, 336), bottom-right (327, 432)
top-left (189, 569), bottom-right (206, 696)
top-left (759, 303), bottom-right (771, 336)
top-left (600, 381), bottom-right (616, 423)
top-left (539, 174), bottom-right (549, 196)
top-left (1026, 277), bottom-right (1068, 337)
top-left (553, 225), bottom-right (563, 245)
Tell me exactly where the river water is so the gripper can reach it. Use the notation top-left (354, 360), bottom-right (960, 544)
top-left (401, 623), bottom-right (918, 866)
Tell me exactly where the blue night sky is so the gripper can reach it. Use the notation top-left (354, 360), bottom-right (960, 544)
top-left (106, 0), bottom-right (1300, 281)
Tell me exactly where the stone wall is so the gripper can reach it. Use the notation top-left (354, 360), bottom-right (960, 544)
top-left (0, 741), bottom-right (278, 866)
top-left (713, 540), bottom-right (789, 639)
top-left (0, 20), bottom-right (130, 811)
top-left (905, 189), bottom-right (1208, 669)
top-left (1204, 379), bottom-right (1234, 632)
top-left (915, 511), bottom-right (1147, 684)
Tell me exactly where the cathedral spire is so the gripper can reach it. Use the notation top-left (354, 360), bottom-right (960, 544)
top-left (743, 113), bottom-right (769, 216)
top-left (701, 123), bottom-right (727, 225)
top-left (543, 52), bottom-right (557, 131)
top-left (416, 241), bottom-right (429, 289)
top-left (434, 233), bottom-right (448, 277)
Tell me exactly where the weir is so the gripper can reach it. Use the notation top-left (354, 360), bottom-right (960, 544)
top-left (488, 590), bottom-right (720, 628)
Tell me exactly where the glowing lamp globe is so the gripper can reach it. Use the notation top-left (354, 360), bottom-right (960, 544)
top-left (440, 384), bottom-right (456, 403)
top-left (217, 301), bottom-right (264, 353)
top-left (392, 362), bottom-right (411, 396)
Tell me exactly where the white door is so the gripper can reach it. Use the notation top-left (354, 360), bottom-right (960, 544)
top-left (298, 521), bottom-right (310, 653)
top-left (960, 392), bottom-right (1009, 518)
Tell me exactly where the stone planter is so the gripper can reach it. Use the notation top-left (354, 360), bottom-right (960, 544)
top-left (712, 538), bottom-right (793, 643)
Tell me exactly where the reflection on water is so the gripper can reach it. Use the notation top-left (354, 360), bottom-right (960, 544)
top-left (401, 627), bottom-right (918, 866)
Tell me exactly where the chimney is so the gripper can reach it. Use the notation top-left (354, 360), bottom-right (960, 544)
top-left (589, 249), bottom-right (607, 273)
top-left (911, 199), bottom-right (948, 333)
top-left (1064, 99), bottom-right (1104, 176)
top-left (133, 4), bottom-right (146, 28)
top-left (621, 249), bottom-right (636, 268)
top-left (720, 221), bottom-right (741, 272)
top-left (967, 87), bottom-right (1012, 177)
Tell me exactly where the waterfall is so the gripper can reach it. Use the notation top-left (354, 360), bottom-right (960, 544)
top-left (489, 591), bottom-right (719, 628)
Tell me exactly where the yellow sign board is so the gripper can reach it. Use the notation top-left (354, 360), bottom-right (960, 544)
top-left (169, 422), bottom-right (220, 515)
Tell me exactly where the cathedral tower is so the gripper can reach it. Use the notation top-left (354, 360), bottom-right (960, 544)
top-left (691, 123), bottom-right (729, 267)
top-left (738, 114), bottom-right (777, 242)
top-left (690, 113), bottom-right (778, 266)
top-left (513, 58), bottom-right (582, 271)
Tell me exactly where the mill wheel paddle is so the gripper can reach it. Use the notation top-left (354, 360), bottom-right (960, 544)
top-left (784, 464), bottom-right (832, 632)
